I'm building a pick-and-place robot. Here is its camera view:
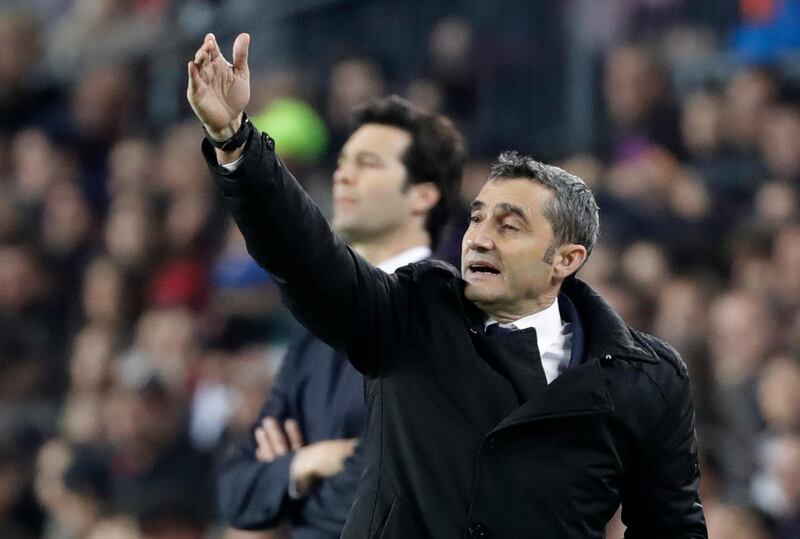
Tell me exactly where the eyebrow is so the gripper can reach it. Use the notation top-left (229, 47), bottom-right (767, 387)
top-left (338, 150), bottom-right (383, 161)
top-left (469, 200), bottom-right (529, 223)
top-left (498, 203), bottom-right (528, 223)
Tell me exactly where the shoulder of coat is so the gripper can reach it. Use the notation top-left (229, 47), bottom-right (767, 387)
top-left (396, 259), bottom-right (460, 283)
top-left (630, 330), bottom-right (690, 380)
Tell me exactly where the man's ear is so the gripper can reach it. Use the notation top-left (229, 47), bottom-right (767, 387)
top-left (409, 182), bottom-right (441, 216)
top-left (552, 243), bottom-right (588, 280)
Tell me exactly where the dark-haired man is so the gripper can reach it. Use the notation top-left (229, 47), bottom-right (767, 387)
top-left (213, 52), bottom-right (465, 539)
top-left (191, 34), bottom-right (706, 538)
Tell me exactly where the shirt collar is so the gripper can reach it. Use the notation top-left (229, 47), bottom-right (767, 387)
top-left (376, 246), bottom-right (432, 274)
top-left (485, 299), bottom-right (563, 353)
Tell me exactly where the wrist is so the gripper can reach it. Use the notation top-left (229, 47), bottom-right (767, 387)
top-left (204, 112), bottom-right (245, 143)
top-left (289, 451), bottom-right (314, 497)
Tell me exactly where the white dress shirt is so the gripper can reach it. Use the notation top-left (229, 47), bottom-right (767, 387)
top-left (485, 300), bottom-right (573, 384)
top-left (376, 246), bottom-right (431, 273)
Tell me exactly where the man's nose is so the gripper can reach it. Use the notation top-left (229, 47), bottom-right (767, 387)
top-left (333, 162), bottom-right (355, 185)
top-left (466, 225), bottom-right (494, 252)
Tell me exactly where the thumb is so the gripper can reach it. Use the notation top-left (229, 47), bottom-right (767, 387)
top-left (233, 33), bottom-right (250, 74)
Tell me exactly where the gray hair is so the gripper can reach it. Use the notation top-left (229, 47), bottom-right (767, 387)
top-left (489, 151), bottom-right (600, 263)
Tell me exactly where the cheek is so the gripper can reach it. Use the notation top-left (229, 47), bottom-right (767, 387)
top-left (506, 246), bottom-right (549, 283)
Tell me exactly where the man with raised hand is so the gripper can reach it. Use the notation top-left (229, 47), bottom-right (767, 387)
top-left (199, 36), bottom-right (466, 538)
top-left (189, 33), bottom-right (706, 538)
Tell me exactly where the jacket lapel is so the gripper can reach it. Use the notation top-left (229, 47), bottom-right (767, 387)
top-left (489, 356), bottom-right (613, 435)
top-left (472, 329), bottom-right (547, 403)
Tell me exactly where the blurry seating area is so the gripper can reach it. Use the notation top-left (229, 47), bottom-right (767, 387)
top-left (0, 1), bottom-right (800, 538)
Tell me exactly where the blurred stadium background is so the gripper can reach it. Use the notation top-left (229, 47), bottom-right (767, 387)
top-left (1, 0), bottom-right (800, 537)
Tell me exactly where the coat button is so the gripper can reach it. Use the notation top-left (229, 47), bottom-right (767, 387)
top-left (466, 522), bottom-right (488, 537)
top-left (487, 437), bottom-right (497, 450)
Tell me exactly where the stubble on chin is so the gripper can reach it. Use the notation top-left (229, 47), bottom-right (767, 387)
top-left (464, 284), bottom-right (494, 310)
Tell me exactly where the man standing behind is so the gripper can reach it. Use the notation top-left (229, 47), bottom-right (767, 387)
top-left (192, 34), bottom-right (706, 538)
top-left (215, 91), bottom-right (466, 536)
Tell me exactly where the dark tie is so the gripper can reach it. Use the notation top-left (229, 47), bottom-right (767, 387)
top-left (486, 323), bottom-right (516, 336)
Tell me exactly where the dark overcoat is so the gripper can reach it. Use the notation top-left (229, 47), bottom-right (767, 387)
top-left (204, 129), bottom-right (707, 539)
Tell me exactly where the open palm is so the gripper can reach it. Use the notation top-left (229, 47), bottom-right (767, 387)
top-left (187, 33), bottom-right (251, 138)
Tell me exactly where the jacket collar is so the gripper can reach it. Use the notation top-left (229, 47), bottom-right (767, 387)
top-left (458, 276), bottom-right (654, 364)
top-left (560, 277), bottom-right (656, 364)
top-left (456, 276), bottom-right (657, 432)
top-left (558, 293), bottom-right (585, 369)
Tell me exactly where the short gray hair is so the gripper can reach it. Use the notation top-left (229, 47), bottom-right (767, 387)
top-left (489, 151), bottom-right (600, 263)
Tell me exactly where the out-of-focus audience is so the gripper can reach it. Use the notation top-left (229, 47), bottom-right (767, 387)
top-left (1, 1), bottom-right (799, 537)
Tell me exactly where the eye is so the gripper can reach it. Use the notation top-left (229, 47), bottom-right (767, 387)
top-left (357, 156), bottom-right (381, 168)
top-left (502, 223), bottom-right (519, 231)
top-left (469, 214), bottom-right (482, 223)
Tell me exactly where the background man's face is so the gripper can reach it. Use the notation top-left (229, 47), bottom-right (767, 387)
top-left (332, 124), bottom-right (414, 242)
top-left (461, 178), bottom-right (557, 314)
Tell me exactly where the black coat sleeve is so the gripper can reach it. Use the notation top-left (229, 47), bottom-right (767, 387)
top-left (621, 341), bottom-right (708, 538)
top-left (204, 131), bottom-right (408, 376)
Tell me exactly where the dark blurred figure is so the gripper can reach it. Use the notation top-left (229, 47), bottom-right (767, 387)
top-left (598, 43), bottom-right (685, 162)
top-left (723, 66), bottom-right (779, 155)
top-left (0, 440), bottom-right (42, 539)
top-left (708, 291), bottom-right (777, 503)
top-left (771, 434), bottom-right (800, 539)
top-left (70, 65), bottom-right (140, 212)
top-left (770, 225), bottom-right (800, 314)
top-left (103, 377), bottom-right (213, 527)
top-left (0, 240), bottom-right (59, 402)
top-left (759, 92), bottom-right (800, 184)
top-left (58, 445), bottom-right (112, 539)
top-left (423, 17), bottom-right (477, 126)
top-left (0, 10), bottom-right (62, 136)
top-left (325, 58), bottom-right (385, 152)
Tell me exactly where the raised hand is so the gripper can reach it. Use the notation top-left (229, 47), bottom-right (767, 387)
top-left (187, 32), bottom-right (251, 140)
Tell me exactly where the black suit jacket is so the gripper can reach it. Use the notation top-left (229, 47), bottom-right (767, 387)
top-left (217, 331), bottom-right (365, 538)
top-left (205, 129), bottom-right (707, 539)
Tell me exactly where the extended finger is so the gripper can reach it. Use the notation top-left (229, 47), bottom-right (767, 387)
top-left (254, 427), bottom-right (275, 462)
top-left (205, 33), bottom-right (221, 61)
top-left (232, 33), bottom-right (250, 74)
top-left (264, 417), bottom-right (289, 455)
top-left (193, 46), bottom-right (207, 66)
top-left (285, 419), bottom-right (304, 450)
top-left (187, 62), bottom-right (198, 93)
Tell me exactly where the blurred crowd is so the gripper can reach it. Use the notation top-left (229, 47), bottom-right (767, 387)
top-left (1, 1), bottom-right (800, 538)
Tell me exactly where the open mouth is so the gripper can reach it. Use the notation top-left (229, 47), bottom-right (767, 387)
top-left (467, 262), bottom-right (501, 275)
